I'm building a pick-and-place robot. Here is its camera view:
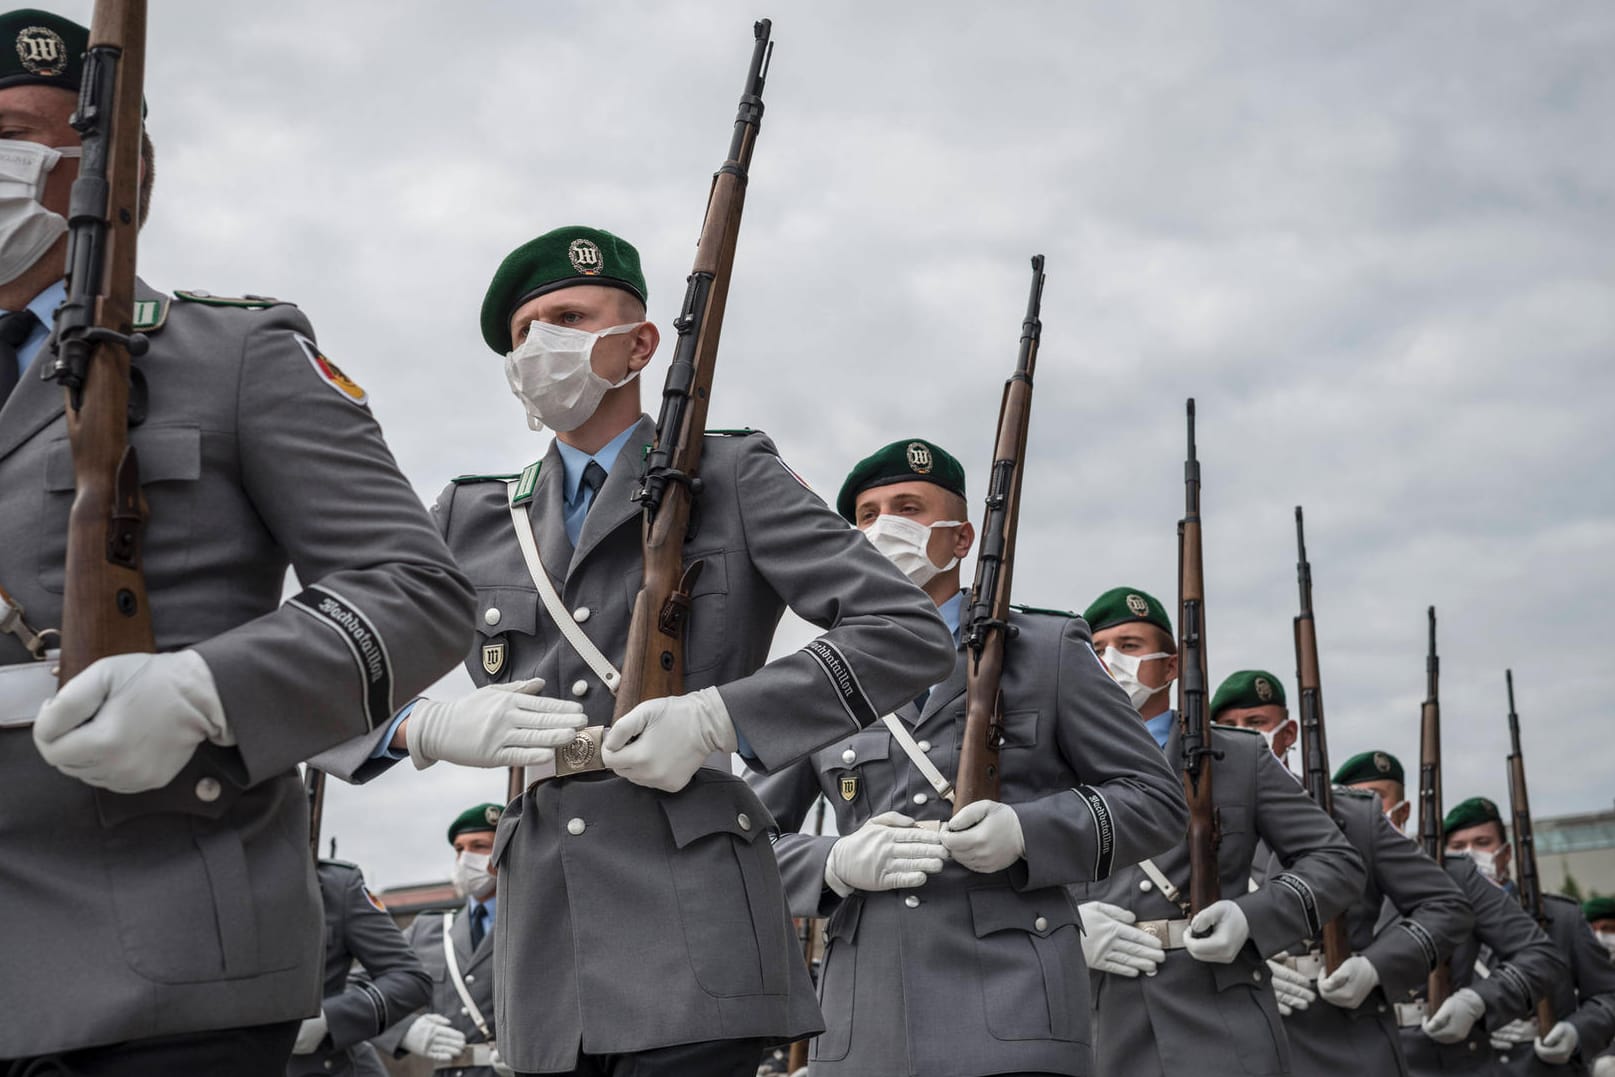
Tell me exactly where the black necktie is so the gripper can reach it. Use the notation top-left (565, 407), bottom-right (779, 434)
top-left (580, 460), bottom-right (609, 514)
top-left (0, 308), bottom-right (39, 410)
top-left (469, 903), bottom-right (488, 949)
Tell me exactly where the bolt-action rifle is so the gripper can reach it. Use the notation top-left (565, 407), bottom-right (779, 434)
top-left (1178, 400), bottom-right (1220, 914)
top-left (1505, 670), bottom-right (1555, 1035)
top-left (1418, 607), bottom-right (1450, 1009)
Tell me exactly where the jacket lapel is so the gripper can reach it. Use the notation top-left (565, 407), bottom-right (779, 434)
top-left (567, 414), bottom-right (654, 576)
top-left (0, 350), bottom-right (64, 463)
top-left (525, 440), bottom-right (571, 586)
top-left (915, 642), bottom-right (967, 728)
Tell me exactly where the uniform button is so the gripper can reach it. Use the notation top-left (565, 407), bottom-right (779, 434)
top-left (737, 813), bottom-right (752, 831)
top-left (1252, 969), bottom-right (1262, 983)
top-left (573, 606), bottom-right (591, 622)
top-left (571, 680), bottom-right (589, 697)
top-left (1034, 916), bottom-right (1049, 932)
top-left (1139, 879), bottom-right (1153, 892)
top-left (323, 1061), bottom-right (333, 1072)
top-left (1378, 1004), bottom-right (1387, 1013)
top-left (912, 793), bottom-right (929, 806)
top-left (484, 607), bottom-right (501, 626)
top-left (566, 817), bottom-right (586, 836)
top-left (461, 1006), bottom-right (469, 1015)
top-left (465, 973), bottom-right (475, 983)
top-left (841, 748), bottom-right (856, 765)
top-left (917, 740), bottom-right (931, 752)
top-left (904, 895), bottom-right (920, 908)
top-left (194, 777), bottom-right (221, 802)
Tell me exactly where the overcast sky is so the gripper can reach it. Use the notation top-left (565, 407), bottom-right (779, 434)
top-left (62, 1), bottom-right (1614, 888)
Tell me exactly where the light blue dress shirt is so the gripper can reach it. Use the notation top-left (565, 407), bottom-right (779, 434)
top-left (4, 277), bottom-right (66, 380)
top-left (555, 422), bottom-right (639, 546)
top-left (1146, 709), bottom-right (1176, 750)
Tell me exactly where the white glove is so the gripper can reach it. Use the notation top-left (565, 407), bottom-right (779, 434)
top-left (407, 678), bottom-right (586, 770)
top-left (400, 1013), bottom-right (467, 1061)
top-left (1184, 899), bottom-right (1251, 964)
top-left (1078, 900), bottom-right (1166, 977)
top-left (1317, 954), bottom-right (1380, 1010)
top-left (1422, 987), bottom-right (1486, 1044)
top-left (941, 799), bottom-right (1026, 874)
top-left (489, 1045), bottom-right (516, 1077)
top-left (1490, 1017), bottom-right (1537, 1050)
top-left (1535, 1020), bottom-right (1580, 1065)
top-left (1592, 1054), bottom-right (1615, 1077)
top-left (824, 811), bottom-right (948, 897)
top-left (33, 650), bottom-right (231, 793)
top-left (291, 1011), bottom-right (328, 1054)
top-left (601, 686), bottom-right (737, 793)
top-left (1269, 959), bottom-right (1317, 1015)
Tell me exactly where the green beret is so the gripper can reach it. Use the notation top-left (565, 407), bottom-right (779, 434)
top-left (1083, 586), bottom-right (1172, 638)
top-left (0, 10), bottom-right (84, 94)
top-left (1583, 897), bottom-right (1615, 923)
top-left (447, 802), bottom-right (503, 844)
top-left (1333, 750), bottom-right (1405, 786)
top-left (1444, 796), bottom-right (1504, 836)
top-left (480, 226), bottom-right (647, 354)
top-left (836, 438), bottom-right (967, 523)
top-left (1210, 670), bottom-right (1287, 716)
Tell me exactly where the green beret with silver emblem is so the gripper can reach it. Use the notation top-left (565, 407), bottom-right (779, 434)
top-left (1082, 586), bottom-right (1173, 637)
top-left (1444, 796), bottom-right (1504, 835)
top-left (1333, 749), bottom-right (1404, 786)
top-left (1210, 669), bottom-right (1287, 717)
top-left (836, 438), bottom-right (967, 523)
top-left (1583, 897), bottom-right (1615, 923)
top-left (0, 9), bottom-right (84, 93)
top-left (447, 802), bottom-right (503, 844)
top-left (480, 225), bottom-right (647, 354)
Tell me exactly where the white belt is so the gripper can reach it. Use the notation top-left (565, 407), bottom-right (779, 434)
top-left (1279, 949), bottom-right (1328, 982)
top-left (0, 653), bottom-right (58, 728)
top-left (1395, 1000), bottom-right (1428, 1028)
top-left (435, 1042), bottom-right (496, 1069)
top-left (1135, 918), bottom-right (1193, 950)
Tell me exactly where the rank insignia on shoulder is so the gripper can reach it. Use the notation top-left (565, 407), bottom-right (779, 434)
top-left (511, 461), bottom-right (541, 505)
top-left (839, 775), bottom-right (858, 802)
top-left (481, 638), bottom-right (507, 678)
top-left (293, 333), bottom-right (368, 407)
top-left (131, 298), bottom-right (169, 332)
top-left (173, 289), bottom-right (290, 309)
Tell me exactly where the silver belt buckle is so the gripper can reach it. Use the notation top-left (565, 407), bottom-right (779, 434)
top-left (553, 725), bottom-right (607, 777)
top-left (1138, 919), bottom-right (1171, 947)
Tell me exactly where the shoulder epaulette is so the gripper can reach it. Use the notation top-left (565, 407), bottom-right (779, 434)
top-left (1011, 602), bottom-right (1077, 618)
top-left (1543, 892), bottom-right (1578, 907)
top-left (131, 297), bottom-right (169, 332)
top-left (317, 857), bottom-right (360, 870)
top-left (706, 427), bottom-right (760, 437)
top-left (451, 472), bottom-right (522, 485)
top-left (173, 289), bottom-right (294, 310)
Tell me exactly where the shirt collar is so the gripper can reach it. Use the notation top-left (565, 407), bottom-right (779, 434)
top-left (1145, 708), bottom-right (1175, 750)
top-left (554, 421), bottom-right (639, 504)
top-left (3, 278), bottom-right (67, 372)
top-left (468, 895), bottom-right (496, 920)
top-left (938, 590), bottom-right (964, 642)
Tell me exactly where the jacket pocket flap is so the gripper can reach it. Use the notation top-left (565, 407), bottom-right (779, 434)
top-left (474, 586), bottom-right (539, 639)
top-left (46, 424), bottom-right (202, 491)
top-left (813, 729), bottom-right (891, 772)
top-left (968, 886), bottom-right (1078, 938)
top-left (660, 775), bottom-right (774, 849)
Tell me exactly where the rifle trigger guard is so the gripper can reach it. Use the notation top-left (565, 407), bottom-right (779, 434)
top-left (656, 560), bottom-right (705, 638)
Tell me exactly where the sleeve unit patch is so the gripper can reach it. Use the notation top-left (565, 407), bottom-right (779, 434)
top-left (287, 584), bottom-right (395, 729)
top-left (801, 639), bottom-right (878, 730)
top-left (1074, 784), bottom-right (1116, 879)
top-left (293, 333), bottom-right (369, 407)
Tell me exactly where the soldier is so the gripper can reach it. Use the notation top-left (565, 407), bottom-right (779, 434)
top-left (289, 859), bottom-right (432, 1077)
top-left (328, 226), bottom-right (956, 1076)
top-left (0, 9), bottom-right (474, 1073)
top-left (1071, 589), bottom-right (1366, 1077)
top-left (1213, 682), bottom-right (1475, 1077)
top-left (1585, 900), bottom-right (1615, 1077)
top-left (375, 804), bottom-right (510, 1077)
top-left (1442, 797), bottom-right (1615, 1074)
top-left (747, 438), bottom-right (1189, 1077)
top-left (1340, 754), bottom-right (1565, 1074)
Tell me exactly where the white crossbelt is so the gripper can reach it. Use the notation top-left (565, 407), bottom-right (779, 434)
top-left (441, 912), bottom-right (494, 1043)
top-left (0, 652), bottom-right (59, 728)
top-left (880, 714), bottom-right (955, 802)
top-left (1138, 858), bottom-right (1191, 916)
top-left (507, 481), bottom-right (620, 694)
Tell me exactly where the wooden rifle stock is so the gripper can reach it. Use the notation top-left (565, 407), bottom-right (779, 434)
top-left (787, 795), bottom-right (828, 1072)
top-left (305, 765), bottom-right (326, 863)
top-left (953, 255), bottom-right (1044, 812)
top-left (1505, 670), bottom-right (1555, 1034)
top-left (48, 0), bottom-right (153, 682)
top-left (1417, 606), bottom-right (1451, 1008)
top-left (611, 20), bottom-right (772, 723)
top-left (1292, 507), bottom-right (1349, 972)
top-left (1178, 400), bottom-right (1219, 914)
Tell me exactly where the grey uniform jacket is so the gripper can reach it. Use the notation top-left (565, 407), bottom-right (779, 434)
top-left (1071, 721), bottom-right (1367, 1077)
top-left (288, 861), bottom-right (431, 1077)
top-left (1398, 857), bottom-right (1565, 1076)
top-left (0, 284), bottom-right (474, 1058)
top-left (1262, 790), bottom-right (1473, 1077)
top-left (748, 604), bottom-right (1189, 1077)
top-left (369, 416), bottom-right (954, 1073)
top-left (1492, 894), bottom-right (1615, 1077)
top-left (374, 909), bottom-right (497, 1077)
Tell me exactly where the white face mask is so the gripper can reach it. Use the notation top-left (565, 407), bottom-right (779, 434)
top-left (1259, 720), bottom-right (1295, 758)
top-left (1385, 799), bottom-right (1412, 837)
top-left (504, 320), bottom-right (644, 433)
top-left (0, 141), bottom-right (80, 286)
top-left (1457, 845), bottom-right (1507, 882)
top-left (1596, 931), bottom-right (1615, 960)
top-left (451, 850), bottom-right (495, 900)
top-left (1100, 646), bottom-right (1172, 711)
top-left (861, 514), bottom-right (962, 586)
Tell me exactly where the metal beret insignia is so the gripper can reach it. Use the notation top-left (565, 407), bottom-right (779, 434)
top-left (483, 805), bottom-right (501, 826)
top-left (1126, 593), bottom-right (1150, 618)
top-left (16, 25), bottom-right (67, 77)
top-left (1374, 751), bottom-right (1392, 774)
top-left (906, 441), bottom-right (933, 474)
top-left (1255, 676), bottom-right (1274, 702)
top-left (568, 237), bottom-right (604, 276)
